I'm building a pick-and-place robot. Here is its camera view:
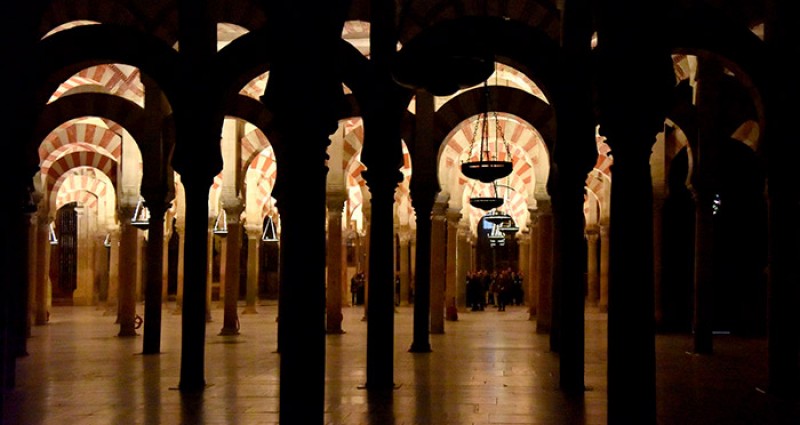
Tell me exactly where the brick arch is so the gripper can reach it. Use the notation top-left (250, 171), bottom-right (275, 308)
top-left (435, 85), bottom-right (556, 155)
top-left (39, 1), bottom-right (139, 38)
top-left (34, 25), bottom-right (180, 111)
top-left (45, 151), bottom-right (117, 194)
top-left (56, 190), bottom-right (99, 211)
top-left (50, 167), bottom-right (114, 213)
top-left (39, 122), bottom-right (122, 163)
top-left (50, 64), bottom-right (144, 107)
top-left (54, 172), bottom-right (110, 211)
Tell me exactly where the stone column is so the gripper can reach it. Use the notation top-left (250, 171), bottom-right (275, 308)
top-left (143, 201), bottom-right (169, 354)
top-left (34, 214), bottom-right (52, 325)
top-left (599, 224), bottom-right (610, 312)
top-left (445, 209), bottom-right (460, 321)
top-left (456, 221), bottom-right (471, 311)
top-left (73, 206), bottom-right (94, 306)
top-left (243, 224), bottom-right (261, 314)
top-left (398, 228), bottom-right (411, 305)
top-left (105, 226), bottom-right (120, 317)
top-left (429, 199), bottom-right (447, 333)
top-left (220, 201), bottom-right (243, 335)
top-left (527, 212), bottom-right (539, 319)
top-left (595, 5), bottom-right (672, 414)
top-left (586, 226), bottom-right (600, 305)
top-left (765, 0), bottom-right (800, 395)
top-left (517, 231), bottom-right (530, 306)
top-left (360, 203), bottom-right (371, 320)
top-left (326, 193), bottom-right (346, 334)
top-left (689, 58), bottom-right (723, 355)
top-left (118, 206), bottom-right (138, 337)
top-left (172, 220), bottom-right (185, 314)
top-left (408, 89), bottom-right (437, 353)
top-left (653, 193), bottom-right (666, 329)
top-left (173, 0), bottom-right (224, 392)
top-left (205, 215), bottom-right (214, 322)
top-left (535, 201), bottom-right (554, 334)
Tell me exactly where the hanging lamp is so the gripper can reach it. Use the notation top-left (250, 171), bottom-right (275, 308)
top-left (213, 209), bottom-right (228, 236)
top-left (49, 222), bottom-right (58, 246)
top-left (460, 80), bottom-right (513, 183)
top-left (262, 215), bottom-right (278, 242)
top-left (131, 198), bottom-right (150, 229)
top-left (103, 233), bottom-right (111, 248)
top-left (484, 209), bottom-right (512, 225)
top-left (469, 180), bottom-right (504, 211)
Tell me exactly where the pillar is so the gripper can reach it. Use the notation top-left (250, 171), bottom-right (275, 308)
top-left (172, 220), bottom-right (185, 314)
top-left (689, 58), bottom-right (723, 355)
top-left (596, 7), bottom-right (672, 415)
top-left (173, 0), bottom-right (223, 392)
top-left (398, 228), bottom-right (411, 305)
top-left (143, 201), bottom-right (168, 353)
top-left (765, 0), bottom-right (800, 395)
top-left (73, 206), bottom-right (94, 306)
top-left (456, 221), bottom-right (471, 311)
top-left (326, 193), bottom-right (346, 334)
top-left (408, 89), bottom-right (437, 353)
top-left (205, 215), bottom-right (214, 322)
top-left (527, 212), bottom-right (539, 319)
top-left (535, 201), bottom-right (554, 334)
top-left (34, 214), bottom-right (52, 325)
top-left (586, 226), bottom-right (600, 305)
top-left (429, 199), bottom-right (447, 333)
top-left (243, 224), bottom-right (261, 314)
top-left (599, 224), bottom-right (610, 312)
top-left (105, 227), bottom-right (120, 317)
top-left (445, 209), bottom-right (460, 321)
top-left (220, 201), bottom-right (243, 335)
top-left (118, 206), bottom-right (138, 337)
top-left (517, 231), bottom-right (530, 306)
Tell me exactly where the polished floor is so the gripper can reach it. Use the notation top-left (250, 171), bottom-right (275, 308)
top-left (3, 302), bottom-right (799, 424)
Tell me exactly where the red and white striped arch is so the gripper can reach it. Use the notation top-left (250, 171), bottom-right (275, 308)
top-left (44, 150), bottom-right (117, 196)
top-left (39, 122), bottom-right (122, 163)
top-left (42, 20), bottom-right (101, 39)
top-left (51, 167), bottom-right (114, 214)
top-left (49, 64), bottom-right (144, 107)
top-left (239, 72), bottom-right (269, 101)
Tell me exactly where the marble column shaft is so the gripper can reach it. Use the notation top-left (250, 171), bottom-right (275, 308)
top-left (445, 209), bottom-right (460, 321)
top-left (429, 202), bottom-right (447, 333)
top-left (326, 194), bottom-right (346, 334)
top-left (118, 207), bottom-right (138, 337)
top-left (220, 202), bottom-right (243, 335)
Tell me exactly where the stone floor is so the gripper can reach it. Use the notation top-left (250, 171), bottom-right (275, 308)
top-left (3, 302), bottom-right (799, 424)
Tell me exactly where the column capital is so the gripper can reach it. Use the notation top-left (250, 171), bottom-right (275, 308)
top-left (326, 191), bottom-right (347, 213)
top-left (244, 223), bottom-right (262, 239)
top-left (445, 208), bottom-right (461, 223)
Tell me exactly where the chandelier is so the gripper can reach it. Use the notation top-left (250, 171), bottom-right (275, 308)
top-left (461, 81), bottom-right (513, 183)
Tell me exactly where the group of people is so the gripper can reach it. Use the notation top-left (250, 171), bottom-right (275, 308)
top-left (466, 268), bottom-right (524, 311)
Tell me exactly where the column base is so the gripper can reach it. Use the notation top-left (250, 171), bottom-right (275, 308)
top-left (118, 329), bottom-right (137, 337)
top-left (408, 342), bottom-right (432, 353)
top-left (446, 306), bottom-right (458, 321)
top-left (598, 304), bottom-right (608, 313)
top-left (325, 328), bottom-right (346, 335)
top-left (241, 306), bottom-right (258, 314)
top-left (219, 327), bottom-right (239, 336)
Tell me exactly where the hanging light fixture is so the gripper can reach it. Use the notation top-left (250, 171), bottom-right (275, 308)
top-left (484, 209), bottom-right (513, 225)
top-left (213, 209), bottom-right (228, 236)
top-left (103, 233), bottom-right (111, 248)
top-left (131, 198), bottom-right (150, 229)
top-left (49, 222), bottom-right (58, 246)
top-left (499, 218), bottom-right (519, 234)
top-left (469, 180), bottom-right (504, 211)
top-left (460, 80), bottom-right (513, 183)
top-left (262, 215), bottom-right (278, 242)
